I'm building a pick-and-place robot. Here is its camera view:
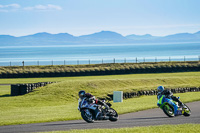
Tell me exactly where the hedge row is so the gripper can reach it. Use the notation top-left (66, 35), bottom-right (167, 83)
top-left (107, 87), bottom-right (200, 100)
top-left (1, 63), bottom-right (200, 78)
top-left (11, 82), bottom-right (54, 96)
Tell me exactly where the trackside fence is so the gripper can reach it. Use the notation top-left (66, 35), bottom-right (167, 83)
top-left (1, 56), bottom-right (200, 66)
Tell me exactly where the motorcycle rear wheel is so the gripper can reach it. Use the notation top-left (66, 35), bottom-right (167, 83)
top-left (108, 108), bottom-right (119, 122)
top-left (183, 104), bottom-right (191, 117)
top-left (81, 109), bottom-right (94, 123)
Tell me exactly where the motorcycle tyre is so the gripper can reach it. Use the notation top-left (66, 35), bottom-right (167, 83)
top-left (163, 104), bottom-right (174, 117)
top-left (183, 104), bottom-right (191, 117)
top-left (108, 108), bottom-right (119, 122)
top-left (81, 110), bottom-right (94, 123)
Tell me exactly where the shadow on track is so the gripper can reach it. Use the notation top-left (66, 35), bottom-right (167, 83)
top-left (43, 122), bottom-right (87, 126)
top-left (124, 116), bottom-right (168, 120)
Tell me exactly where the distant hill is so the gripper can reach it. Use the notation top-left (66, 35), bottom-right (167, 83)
top-left (0, 35), bottom-right (17, 45)
top-left (125, 34), bottom-right (158, 40)
top-left (159, 32), bottom-right (200, 42)
top-left (79, 31), bottom-right (129, 43)
top-left (0, 30), bottom-right (200, 46)
top-left (126, 31), bottom-right (200, 43)
top-left (16, 32), bottom-right (78, 45)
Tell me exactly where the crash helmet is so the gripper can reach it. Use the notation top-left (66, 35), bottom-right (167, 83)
top-left (157, 86), bottom-right (164, 93)
top-left (78, 90), bottom-right (85, 98)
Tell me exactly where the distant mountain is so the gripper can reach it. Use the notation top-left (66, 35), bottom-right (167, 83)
top-left (194, 31), bottom-right (200, 36)
top-left (23, 32), bottom-right (75, 40)
top-left (125, 34), bottom-right (158, 40)
top-left (79, 31), bottom-right (129, 43)
top-left (0, 30), bottom-right (200, 46)
top-left (126, 31), bottom-right (200, 43)
top-left (16, 32), bottom-right (78, 45)
top-left (0, 35), bottom-right (17, 45)
top-left (155, 31), bottom-right (200, 42)
top-left (161, 33), bottom-right (194, 42)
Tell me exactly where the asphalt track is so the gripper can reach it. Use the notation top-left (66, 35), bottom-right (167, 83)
top-left (0, 101), bottom-right (200, 133)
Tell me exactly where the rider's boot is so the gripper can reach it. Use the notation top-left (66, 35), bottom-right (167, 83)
top-left (179, 103), bottom-right (187, 109)
top-left (96, 112), bottom-right (104, 120)
top-left (175, 110), bottom-right (183, 116)
top-left (104, 105), bottom-right (109, 112)
top-left (103, 103), bottom-right (109, 110)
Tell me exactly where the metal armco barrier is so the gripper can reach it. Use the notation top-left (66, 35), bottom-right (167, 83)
top-left (11, 82), bottom-right (55, 96)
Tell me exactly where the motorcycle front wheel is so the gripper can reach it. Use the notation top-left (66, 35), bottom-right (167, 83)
top-left (81, 109), bottom-right (94, 123)
top-left (108, 108), bottom-right (119, 122)
top-left (163, 104), bottom-right (174, 117)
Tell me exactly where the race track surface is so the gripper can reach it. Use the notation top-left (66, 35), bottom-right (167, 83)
top-left (0, 101), bottom-right (200, 133)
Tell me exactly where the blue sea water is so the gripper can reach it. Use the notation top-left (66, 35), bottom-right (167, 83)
top-left (0, 42), bottom-right (200, 66)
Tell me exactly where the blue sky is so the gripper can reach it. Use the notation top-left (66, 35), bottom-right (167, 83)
top-left (0, 0), bottom-right (200, 37)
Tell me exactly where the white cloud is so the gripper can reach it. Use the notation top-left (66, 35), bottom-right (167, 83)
top-left (0, 3), bottom-right (62, 12)
top-left (24, 4), bottom-right (62, 11)
top-left (0, 3), bottom-right (20, 8)
top-left (0, 3), bottom-right (20, 12)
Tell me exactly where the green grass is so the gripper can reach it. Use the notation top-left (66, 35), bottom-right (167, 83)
top-left (0, 86), bottom-right (10, 96)
top-left (1, 71), bottom-right (200, 86)
top-left (0, 72), bottom-right (200, 126)
top-left (39, 124), bottom-right (200, 133)
top-left (2, 72), bottom-right (200, 98)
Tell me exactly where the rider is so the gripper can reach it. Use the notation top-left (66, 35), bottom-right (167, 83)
top-left (78, 90), bottom-right (109, 119)
top-left (157, 86), bottom-right (185, 115)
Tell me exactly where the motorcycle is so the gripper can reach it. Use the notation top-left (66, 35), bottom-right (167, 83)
top-left (78, 98), bottom-right (119, 123)
top-left (158, 96), bottom-right (191, 117)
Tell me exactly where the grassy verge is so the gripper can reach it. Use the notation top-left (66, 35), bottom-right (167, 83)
top-left (39, 124), bottom-right (200, 133)
top-left (0, 72), bottom-right (200, 125)
top-left (1, 71), bottom-right (200, 87)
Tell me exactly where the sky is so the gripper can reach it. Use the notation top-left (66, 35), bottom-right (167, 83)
top-left (0, 0), bottom-right (200, 37)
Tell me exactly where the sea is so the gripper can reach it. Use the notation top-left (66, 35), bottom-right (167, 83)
top-left (0, 42), bottom-right (200, 66)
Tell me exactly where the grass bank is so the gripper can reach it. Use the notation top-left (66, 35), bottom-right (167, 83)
top-left (0, 72), bottom-right (200, 125)
top-left (2, 61), bottom-right (199, 74)
top-left (0, 61), bottom-right (199, 78)
top-left (40, 124), bottom-right (200, 133)
top-left (1, 72), bottom-right (200, 98)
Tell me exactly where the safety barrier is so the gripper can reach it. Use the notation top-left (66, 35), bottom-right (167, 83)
top-left (11, 82), bottom-right (55, 96)
top-left (107, 87), bottom-right (200, 100)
